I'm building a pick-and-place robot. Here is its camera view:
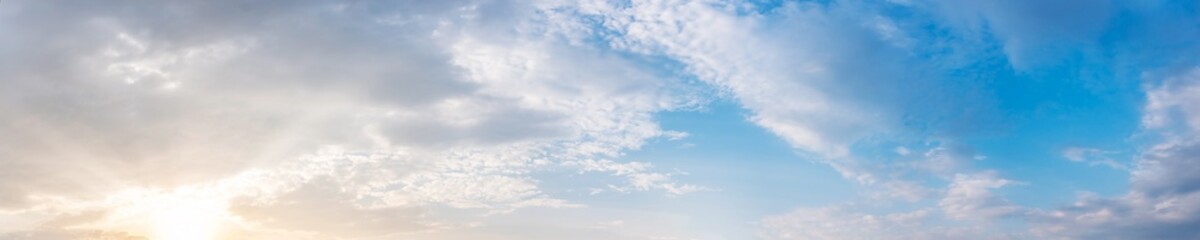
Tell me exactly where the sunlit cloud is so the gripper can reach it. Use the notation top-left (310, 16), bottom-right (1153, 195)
top-left (4, 0), bottom-right (1200, 239)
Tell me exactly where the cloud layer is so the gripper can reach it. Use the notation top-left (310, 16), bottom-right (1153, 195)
top-left (1, 0), bottom-right (702, 238)
top-left (4, 0), bottom-right (1200, 239)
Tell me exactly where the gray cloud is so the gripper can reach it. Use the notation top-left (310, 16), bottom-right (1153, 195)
top-left (1, 0), bottom-right (704, 237)
top-left (1031, 67), bottom-right (1200, 239)
top-left (0, 0), bottom-right (485, 208)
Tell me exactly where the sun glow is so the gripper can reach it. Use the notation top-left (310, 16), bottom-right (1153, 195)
top-left (149, 197), bottom-right (225, 240)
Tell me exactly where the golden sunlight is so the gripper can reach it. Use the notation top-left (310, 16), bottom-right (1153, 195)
top-left (133, 192), bottom-right (228, 240)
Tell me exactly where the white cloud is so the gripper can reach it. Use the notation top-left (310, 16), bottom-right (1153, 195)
top-left (1028, 67), bottom-right (1200, 239)
top-left (558, 0), bottom-right (876, 161)
top-left (0, 0), bottom-right (706, 238)
top-left (939, 172), bottom-right (1022, 221)
top-left (908, 144), bottom-right (980, 176)
top-left (759, 206), bottom-right (993, 240)
top-left (228, 177), bottom-right (432, 238)
top-left (761, 171), bottom-right (1024, 239)
top-left (565, 159), bottom-right (707, 195)
top-left (1061, 147), bottom-right (1128, 171)
top-left (541, 0), bottom-right (1005, 189)
top-left (872, 180), bottom-right (933, 203)
top-left (10, 0), bottom-right (1198, 238)
top-left (534, 2), bottom-right (1031, 237)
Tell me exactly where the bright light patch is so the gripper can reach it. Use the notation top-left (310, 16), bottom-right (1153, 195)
top-left (72, 187), bottom-right (236, 240)
top-left (149, 196), bottom-right (225, 240)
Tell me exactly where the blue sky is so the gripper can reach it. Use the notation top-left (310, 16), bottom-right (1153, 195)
top-left (3, 0), bottom-right (1200, 239)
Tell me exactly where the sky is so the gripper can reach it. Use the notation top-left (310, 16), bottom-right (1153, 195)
top-left (2, 0), bottom-right (1200, 239)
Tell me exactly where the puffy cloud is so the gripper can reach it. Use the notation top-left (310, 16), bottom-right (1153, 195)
top-left (1031, 68), bottom-right (1200, 238)
top-left (1133, 140), bottom-right (1200, 197)
top-left (1144, 68), bottom-right (1200, 132)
